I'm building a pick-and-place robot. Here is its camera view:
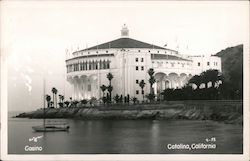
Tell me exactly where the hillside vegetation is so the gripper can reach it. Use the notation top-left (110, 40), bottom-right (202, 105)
top-left (215, 44), bottom-right (243, 99)
top-left (161, 44), bottom-right (243, 101)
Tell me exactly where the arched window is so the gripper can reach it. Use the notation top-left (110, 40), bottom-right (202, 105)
top-left (95, 61), bottom-right (98, 69)
top-left (86, 62), bottom-right (88, 70)
top-left (103, 60), bottom-right (106, 69)
top-left (82, 62), bottom-right (84, 70)
top-left (99, 60), bottom-right (103, 69)
top-left (92, 61), bottom-right (94, 70)
top-left (82, 62), bottom-right (85, 70)
top-left (80, 62), bottom-right (83, 70)
top-left (89, 61), bottom-right (92, 70)
top-left (92, 60), bottom-right (95, 70)
top-left (76, 63), bottom-right (79, 71)
top-left (107, 60), bottom-right (110, 69)
top-left (92, 61), bottom-right (95, 70)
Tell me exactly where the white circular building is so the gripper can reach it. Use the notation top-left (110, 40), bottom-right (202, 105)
top-left (66, 25), bottom-right (221, 101)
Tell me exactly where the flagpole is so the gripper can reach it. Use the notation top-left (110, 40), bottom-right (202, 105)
top-left (43, 76), bottom-right (46, 127)
top-left (152, 43), bottom-right (154, 68)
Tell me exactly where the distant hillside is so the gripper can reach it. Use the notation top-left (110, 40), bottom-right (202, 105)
top-left (215, 44), bottom-right (243, 99)
top-left (215, 44), bottom-right (243, 80)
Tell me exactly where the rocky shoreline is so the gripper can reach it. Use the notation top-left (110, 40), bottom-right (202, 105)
top-left (15, 101), bottom-right (243, 124)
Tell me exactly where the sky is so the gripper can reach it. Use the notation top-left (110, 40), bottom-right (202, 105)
top-left (1, 1), bottom-right (249, 112)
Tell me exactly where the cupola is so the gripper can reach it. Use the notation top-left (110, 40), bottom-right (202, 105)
top-left (121, 24), bottom-right (129, 38)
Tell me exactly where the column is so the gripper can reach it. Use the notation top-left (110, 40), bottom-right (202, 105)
top-left (162, 80), bottom-right (166, 90)
top-left (84, 79), bottom-right (88, 99)
top-left (69, 77), bottom-right (75, 100)
top-left (75, 78), bottom-right (79, 100)
top-left (154, 83), bottom-right (157, 95)
top-left (77, 77), bottom-right (81, 100)
top-left (73, 78), bottom-right (76, 100)
top-left (79, 78), bottom-right (83, 100)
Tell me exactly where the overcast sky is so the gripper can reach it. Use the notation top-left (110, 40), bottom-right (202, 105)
top-left (1, 1), bottom-right (249, 112)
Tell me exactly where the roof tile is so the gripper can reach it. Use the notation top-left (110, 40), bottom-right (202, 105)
top-left (80, 38), bottom-right (166, 51)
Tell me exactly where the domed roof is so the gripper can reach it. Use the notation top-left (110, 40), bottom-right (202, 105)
top-left (80, 37), bottom-right (166, 51)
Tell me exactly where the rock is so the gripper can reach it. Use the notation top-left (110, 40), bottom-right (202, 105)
top-left (15, 102), bottom-right (242, 124)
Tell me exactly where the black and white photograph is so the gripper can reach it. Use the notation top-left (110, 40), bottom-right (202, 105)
top-left (0, 1), bottom-right (249, 161)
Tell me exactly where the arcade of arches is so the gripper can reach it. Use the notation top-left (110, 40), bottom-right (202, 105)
top-left (153, 72), bottom-right (192, 95)
top-left (67, 60), bottom-right (111, 73)
top-left (67, 72), bottom-right (192, 101)
top-left (67, 74), bottom-right (99, 100)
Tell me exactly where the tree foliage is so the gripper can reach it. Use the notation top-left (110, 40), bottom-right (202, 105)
top-left (162, 68), bottom-right (242, 100)
top-left (106, 73), bottom-right (114, 102)
top-left (51, 87), bottom-right (58, 108)
top-left (147, 68), bottom-right (156, 102)
top-left (80, 99), bottom-right (88, 107)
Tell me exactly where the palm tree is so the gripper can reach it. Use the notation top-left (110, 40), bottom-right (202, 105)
top-left (148, 68), bottom-right (156, 94)
top-left (59, 95), bottom-right (64, 103)
top-left (100, 85), bottom-right (107, 98)
top-left (107, 73), bottom-right (114, 81)
top-left (89, 97), bottom-right (97, 106)
top-left (58, 94), bottom-right (62, 103)
top-left (61, 95), bottom-right (64, 103)
top-left (45, 94), bottom-right (51, 108)
top-left (69, 97), bottom-right (73, 107)
top-left (50, 101), bottom-right (54, 108)
top-left (106, 73), bottom-right (114, 102)
top-left (64, 101), bottom-right (70, 108)
top-left (217, 74), bottom-right (224, 87)
top-left (198, 69), bottom-right (222, 89)
top-left (51, 87), bottom-right (58, 108)
top-left (204, 69), bottom-right (220, 88)
top-left (58, 95), bottom-right (65, 108)
top-left (188, 75), bottom-right (201, 89)
top-left (72, 100), bottom-right (79, 108)
top-left (200, 71), bottom-right (209, 88)
top-left (132, 97), bottom-right (137, 104)
top-left (107, 85), bottom-right (113, 103)
top-left (54, 89), bottom-right (58, 108)
top-left (80, 99), bottom-right (88, 107)
top-left (114, 94), bottom-right (120, 103)
top-left (139, 80), bottom-right (146, 102)
top-left (147, 68), bottom-right (156, 102)
top-left (58, 102), bottom-right (64, 108)
top-left (51, 87), bottom-right (56, 108)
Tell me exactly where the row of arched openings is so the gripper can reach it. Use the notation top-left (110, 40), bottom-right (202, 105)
top-left (67, 60), bottom-right (111, 73)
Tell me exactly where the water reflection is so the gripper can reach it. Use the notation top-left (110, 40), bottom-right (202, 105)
top-left (8, 118), bottom-right (243, 154)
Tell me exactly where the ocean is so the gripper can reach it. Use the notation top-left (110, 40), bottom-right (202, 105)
top-left (8, 113), bottom-right (242, 154)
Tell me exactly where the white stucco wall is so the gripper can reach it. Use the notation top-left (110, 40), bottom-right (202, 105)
top-left (66, 48), bottom-right (221, 101)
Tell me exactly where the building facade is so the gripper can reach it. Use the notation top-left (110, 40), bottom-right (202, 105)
top-left (66, 25), bottom-right (221, 101)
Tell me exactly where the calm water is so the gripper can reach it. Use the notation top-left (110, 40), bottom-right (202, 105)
top-left (8, 116), bottom-right (243, 154)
